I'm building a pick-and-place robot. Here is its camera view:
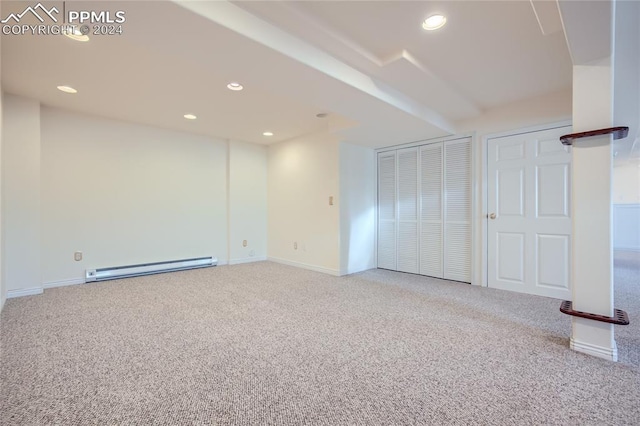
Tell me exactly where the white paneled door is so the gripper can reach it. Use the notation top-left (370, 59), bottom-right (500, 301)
top-left (487, 126), bottom-right (572, 299)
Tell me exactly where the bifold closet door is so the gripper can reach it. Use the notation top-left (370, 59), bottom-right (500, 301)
top-left (444, 138), bottom-right (472, 282)
top-left (377, 139), bottom-right (471, 282)
top-left (377, 152), bottom-right (396, 270)
top-left (397, 147), bottom-right (419, 273)
top-left (419, 143), bottom-right (444, 278)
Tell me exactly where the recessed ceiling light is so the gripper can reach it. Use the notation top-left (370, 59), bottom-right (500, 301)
top-left (184, 114), bottom-right (197, 120)
top-left (64, 27), bottom-right (89, 42)
top-left (262, 131), bottom-right (274, 137)
top-left (422, 14), bottom-right (447, 31)
top-left (227, 82), bottom-right (243, 91)
top-left (57, 85), bottom-right (77, 94)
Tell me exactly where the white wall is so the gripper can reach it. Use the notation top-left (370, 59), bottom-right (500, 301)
top-left (613, 203), bottom-right (640, 251)
top-left (40, 106), bottom-right (228, 285)
top-left (613, 163), bottom-right (640, 204)
top-left (611, 1), bottom-right (640, 252)
top-left (613, 0), bottom-right (640, 147)
top-left (0, 35), bottom-right (4, 310)
top-left (1, 95), bottom-right (41, 297)
top-left (268, 131), bottom-right (340, 275)
top-left (228, 140), bottom-right (268, 264)
top-left (611, 0), bottom-right (640, 207)
top-left (339, 142), bottom-right (375, 275)
top-left (615, 163), bottom-right (640, 252)
top-left (456, 89), bottom-right (572, 138)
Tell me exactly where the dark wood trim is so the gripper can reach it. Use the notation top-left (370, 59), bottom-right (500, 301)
top-left (560, 300), bottom-right (629, 325)
top-left (560, 126), bottom-right (629, 146)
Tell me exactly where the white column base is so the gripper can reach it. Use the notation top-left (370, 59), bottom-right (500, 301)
top-left (570, 337), bottom-right (618, 362)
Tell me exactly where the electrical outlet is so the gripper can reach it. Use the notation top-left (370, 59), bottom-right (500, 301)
top-left (242, 240), bottom-right (248, 247)
top-left (249, 250), bottom-right (255, 257)
top-left (294, 242), bottom-right (298, 250)
top-left (74, 251), bottom-right (83, 261)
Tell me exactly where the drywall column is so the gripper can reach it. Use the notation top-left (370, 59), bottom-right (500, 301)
top-left (1, 95), bottom-right (42, 297)
top-left (228, 140), bottom-right (268, 264)
top-left (564, 0), bottom-right (640, 361)
top-left (267, 131), bottom-right (341, 275)
top-left (339, 142), bottom-right (375, 275)
top-left (570, 60), bottom-right (617, 360)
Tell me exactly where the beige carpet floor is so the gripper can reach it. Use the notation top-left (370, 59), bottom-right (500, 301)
top-left (1, 255), bottom-right (638, 425)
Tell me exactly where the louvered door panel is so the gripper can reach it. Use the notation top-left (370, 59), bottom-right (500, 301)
top-left (421, 222), bottom-right (442, 277)
top-left (377, 152), bottom-right (396, 270)
top-left (398, 222), bottom-right (418, 272)
top-left (397, 148), bottom-right (419, 273)
top-left (420, 143), bottom-right (443, 277)
top-left (445, 223), bottom-right (471, 281)
top-left (444, 138), bottom-right (472, 282)
top-left (378, 221), bottom-right (396, 270)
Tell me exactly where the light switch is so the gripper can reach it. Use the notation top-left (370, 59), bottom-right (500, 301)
top-left (74, 251), bottom-right (83, 261)
top-left (329, 196), bottom-right (334, 206)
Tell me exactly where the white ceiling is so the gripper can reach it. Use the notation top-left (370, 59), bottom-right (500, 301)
top-left (1, 0), bottom-right (574, 147)
top-left (245, 0), bottom-right (572, 109)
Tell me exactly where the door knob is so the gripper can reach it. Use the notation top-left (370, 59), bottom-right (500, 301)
top-left (489, 213), bottom-right (497, 219)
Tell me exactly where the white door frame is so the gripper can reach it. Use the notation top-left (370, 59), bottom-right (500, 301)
top-left (478, 120), bottom-right (573, 288)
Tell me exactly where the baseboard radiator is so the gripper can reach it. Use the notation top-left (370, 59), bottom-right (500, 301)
top-left (85, 256), bottom-right (217, 283)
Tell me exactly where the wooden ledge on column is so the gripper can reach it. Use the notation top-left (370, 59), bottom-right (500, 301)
top-left (559, 126), bottom-right (629, 146)
top-left (560, 300), bottom-right (630, 325)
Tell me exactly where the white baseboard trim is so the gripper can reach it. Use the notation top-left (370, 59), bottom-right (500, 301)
top-left (229, 256), bottom-right (267, 265)
top-left (339, 265), bottom-right (376, 276)
top-left (268, 257), bottom-right (341, 276)
top-left (43, 278), bottom-right (85, 289)
top-left (7, 287), bottom-right (44, 299)
top-left (570, 338), bottom-right (618, 362)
